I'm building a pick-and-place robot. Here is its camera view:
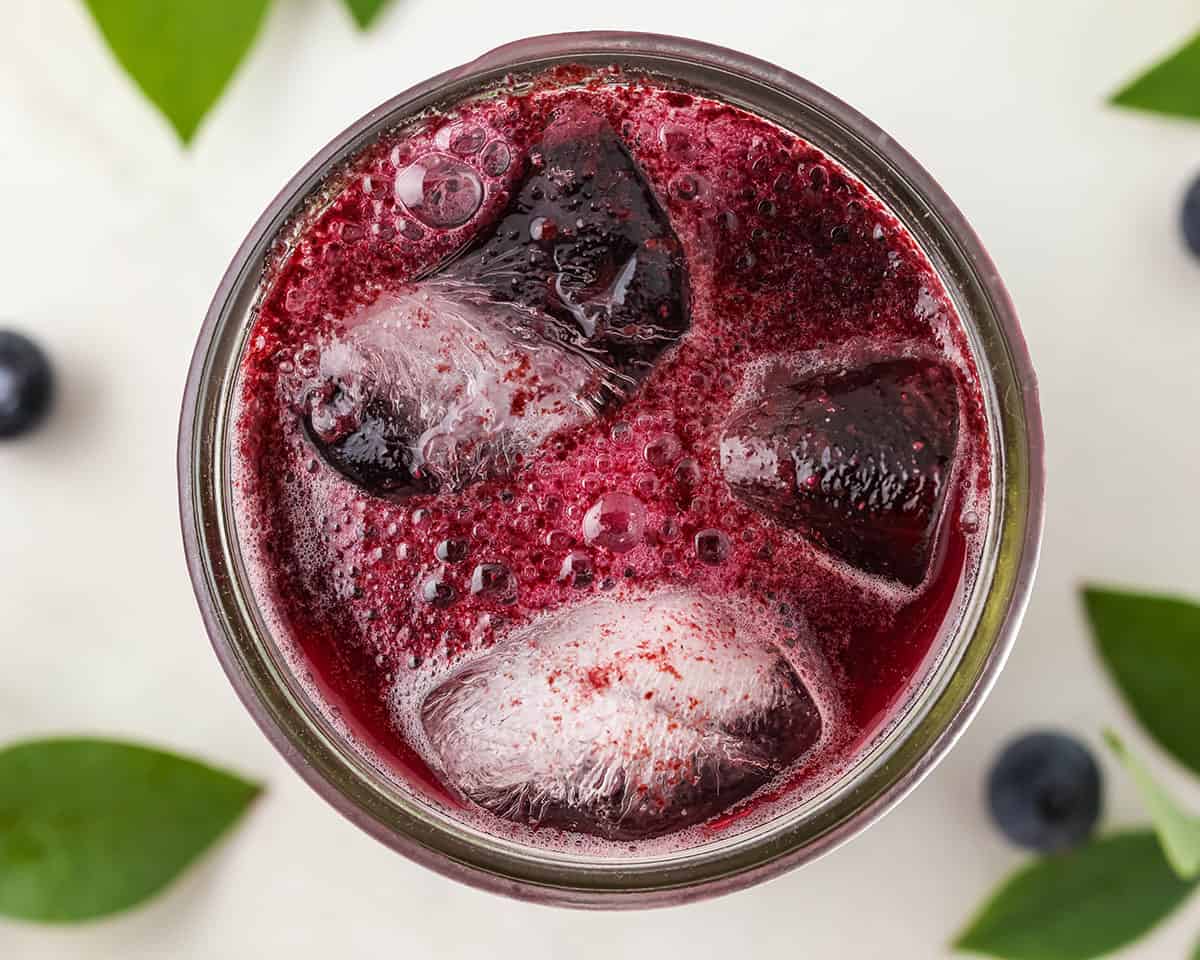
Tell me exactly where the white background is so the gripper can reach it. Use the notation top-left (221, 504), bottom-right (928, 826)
top-left (3, 0), bottom-right (1200, 956)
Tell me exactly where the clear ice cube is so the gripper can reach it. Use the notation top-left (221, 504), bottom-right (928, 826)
top-left (449, 112), bottom-right (690, 383)
top-left (720, 358), bottom-right (959, 586)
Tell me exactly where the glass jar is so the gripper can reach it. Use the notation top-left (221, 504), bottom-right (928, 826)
top-left (179, 31), bottom-right (1044, 907)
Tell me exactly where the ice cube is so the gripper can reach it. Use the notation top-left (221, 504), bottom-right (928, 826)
top-left (419, 592), bottom-right (821, 840)
top-left (449, 113), bottom-right (689, 385)
top-left (303, 284), bottom-right (615, 497)
top-left (720, 358), bottom-right (959, 586)
top-left (305, 118), bottom-right (691, 498)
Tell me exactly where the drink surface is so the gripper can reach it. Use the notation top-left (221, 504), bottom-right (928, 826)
top-left (233, 66), bottom-right (991, 852)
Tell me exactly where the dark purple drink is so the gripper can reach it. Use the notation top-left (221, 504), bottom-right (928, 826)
top-left (231, 65), bottom-right (990, 851)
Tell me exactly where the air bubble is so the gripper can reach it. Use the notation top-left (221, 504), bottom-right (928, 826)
top-left (644, 435), bottom-right (681, 468)
top-left (672, 174), bottom-right (700, 201)
top-left (583, 493), bottom-right (646, 554)
top-left (558, 550), bottom-right (595, 588)
top-left (436, 538), bottom-right (469, 563)
top-left (395, 155), bottom-right (484, 228)
top-left (658, 123), bottom-right (692, 157)
top-left (674, 458), bottom-right (701, 487)
top-left (634, 473), bottom-right (658, 499)
top-left (470, 563), bottom-right (518, 603)
top-left (421, 573), bottom-right (456, 608)
top-left (529, 216), bottom-right (557, 241)
top-left (481, 140), bottom-right (511, 176)
top-left (448, 125), bottom-right (486, 156)
top-left (398, 219), bottom-right (426, 240)
top-left (694, 529), bottom-right (731, 565)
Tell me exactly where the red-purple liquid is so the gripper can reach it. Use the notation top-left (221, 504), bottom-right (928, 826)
top-left (233, 68), bottom-right (990, 849)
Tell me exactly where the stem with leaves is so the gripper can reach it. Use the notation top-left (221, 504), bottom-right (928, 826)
top-left (954, 588), bottom-right (1200, 958)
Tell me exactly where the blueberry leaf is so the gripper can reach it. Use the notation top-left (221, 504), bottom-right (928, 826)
top-left (81, 0), bottom-right (271, 143)
top-left (953, 831), bottom-right (1197, 959)
top-left (1083, 587), bottom-right (1200, 777)
top-left (1105, 730), bottom-right (1200, 879)
top-left (342, 0), bottom-right (393, 29)
top-left (0, 737), bottom-right (261, 923)
top-left (1110, 30), bottom-right (1200, 121)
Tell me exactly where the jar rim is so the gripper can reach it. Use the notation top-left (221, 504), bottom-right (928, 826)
top-left (178, 30), bottom-right (1044, 908)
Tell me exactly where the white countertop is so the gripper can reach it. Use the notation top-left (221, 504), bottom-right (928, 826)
top-left (3, 0), bottom-right (1200, 956)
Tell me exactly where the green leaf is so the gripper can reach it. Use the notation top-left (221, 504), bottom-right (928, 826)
top-left (953, 831), bottom-right (1197, 960)
top-left (342, 0), bottom-right (393, 29)
top-left (1083, 587), bottom-right (1200, 777)
top-left (81, 0), bottom-right (271, 143)
top-left (0, 737), bottom-right (260, 923)
top-left (1105, 730), bottom-right (1200, 879)
top-left (1110, 30), bottom-right (1200, 121)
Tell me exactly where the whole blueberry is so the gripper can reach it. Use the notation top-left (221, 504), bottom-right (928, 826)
top-left (1184, 173), bottom-right (1200, 260)
top-left (0, 331), bottom-right (54, 439)
top-left (988, 732), bottom-right (1102, 853)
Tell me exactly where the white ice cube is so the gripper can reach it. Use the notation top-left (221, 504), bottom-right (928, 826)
top-left (418, 591), bottom-right (822, 839)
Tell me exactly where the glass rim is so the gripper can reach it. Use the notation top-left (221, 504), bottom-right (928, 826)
top-left (179, 30), bottom-right (1045, 908)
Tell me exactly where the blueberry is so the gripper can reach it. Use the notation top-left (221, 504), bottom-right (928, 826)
top-left (1183, 173), bottom-right (1200, 260)
top-left (0, 330), bottom-right (54, 439)
top-left (988, 732), bottom-right (1102, 853)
